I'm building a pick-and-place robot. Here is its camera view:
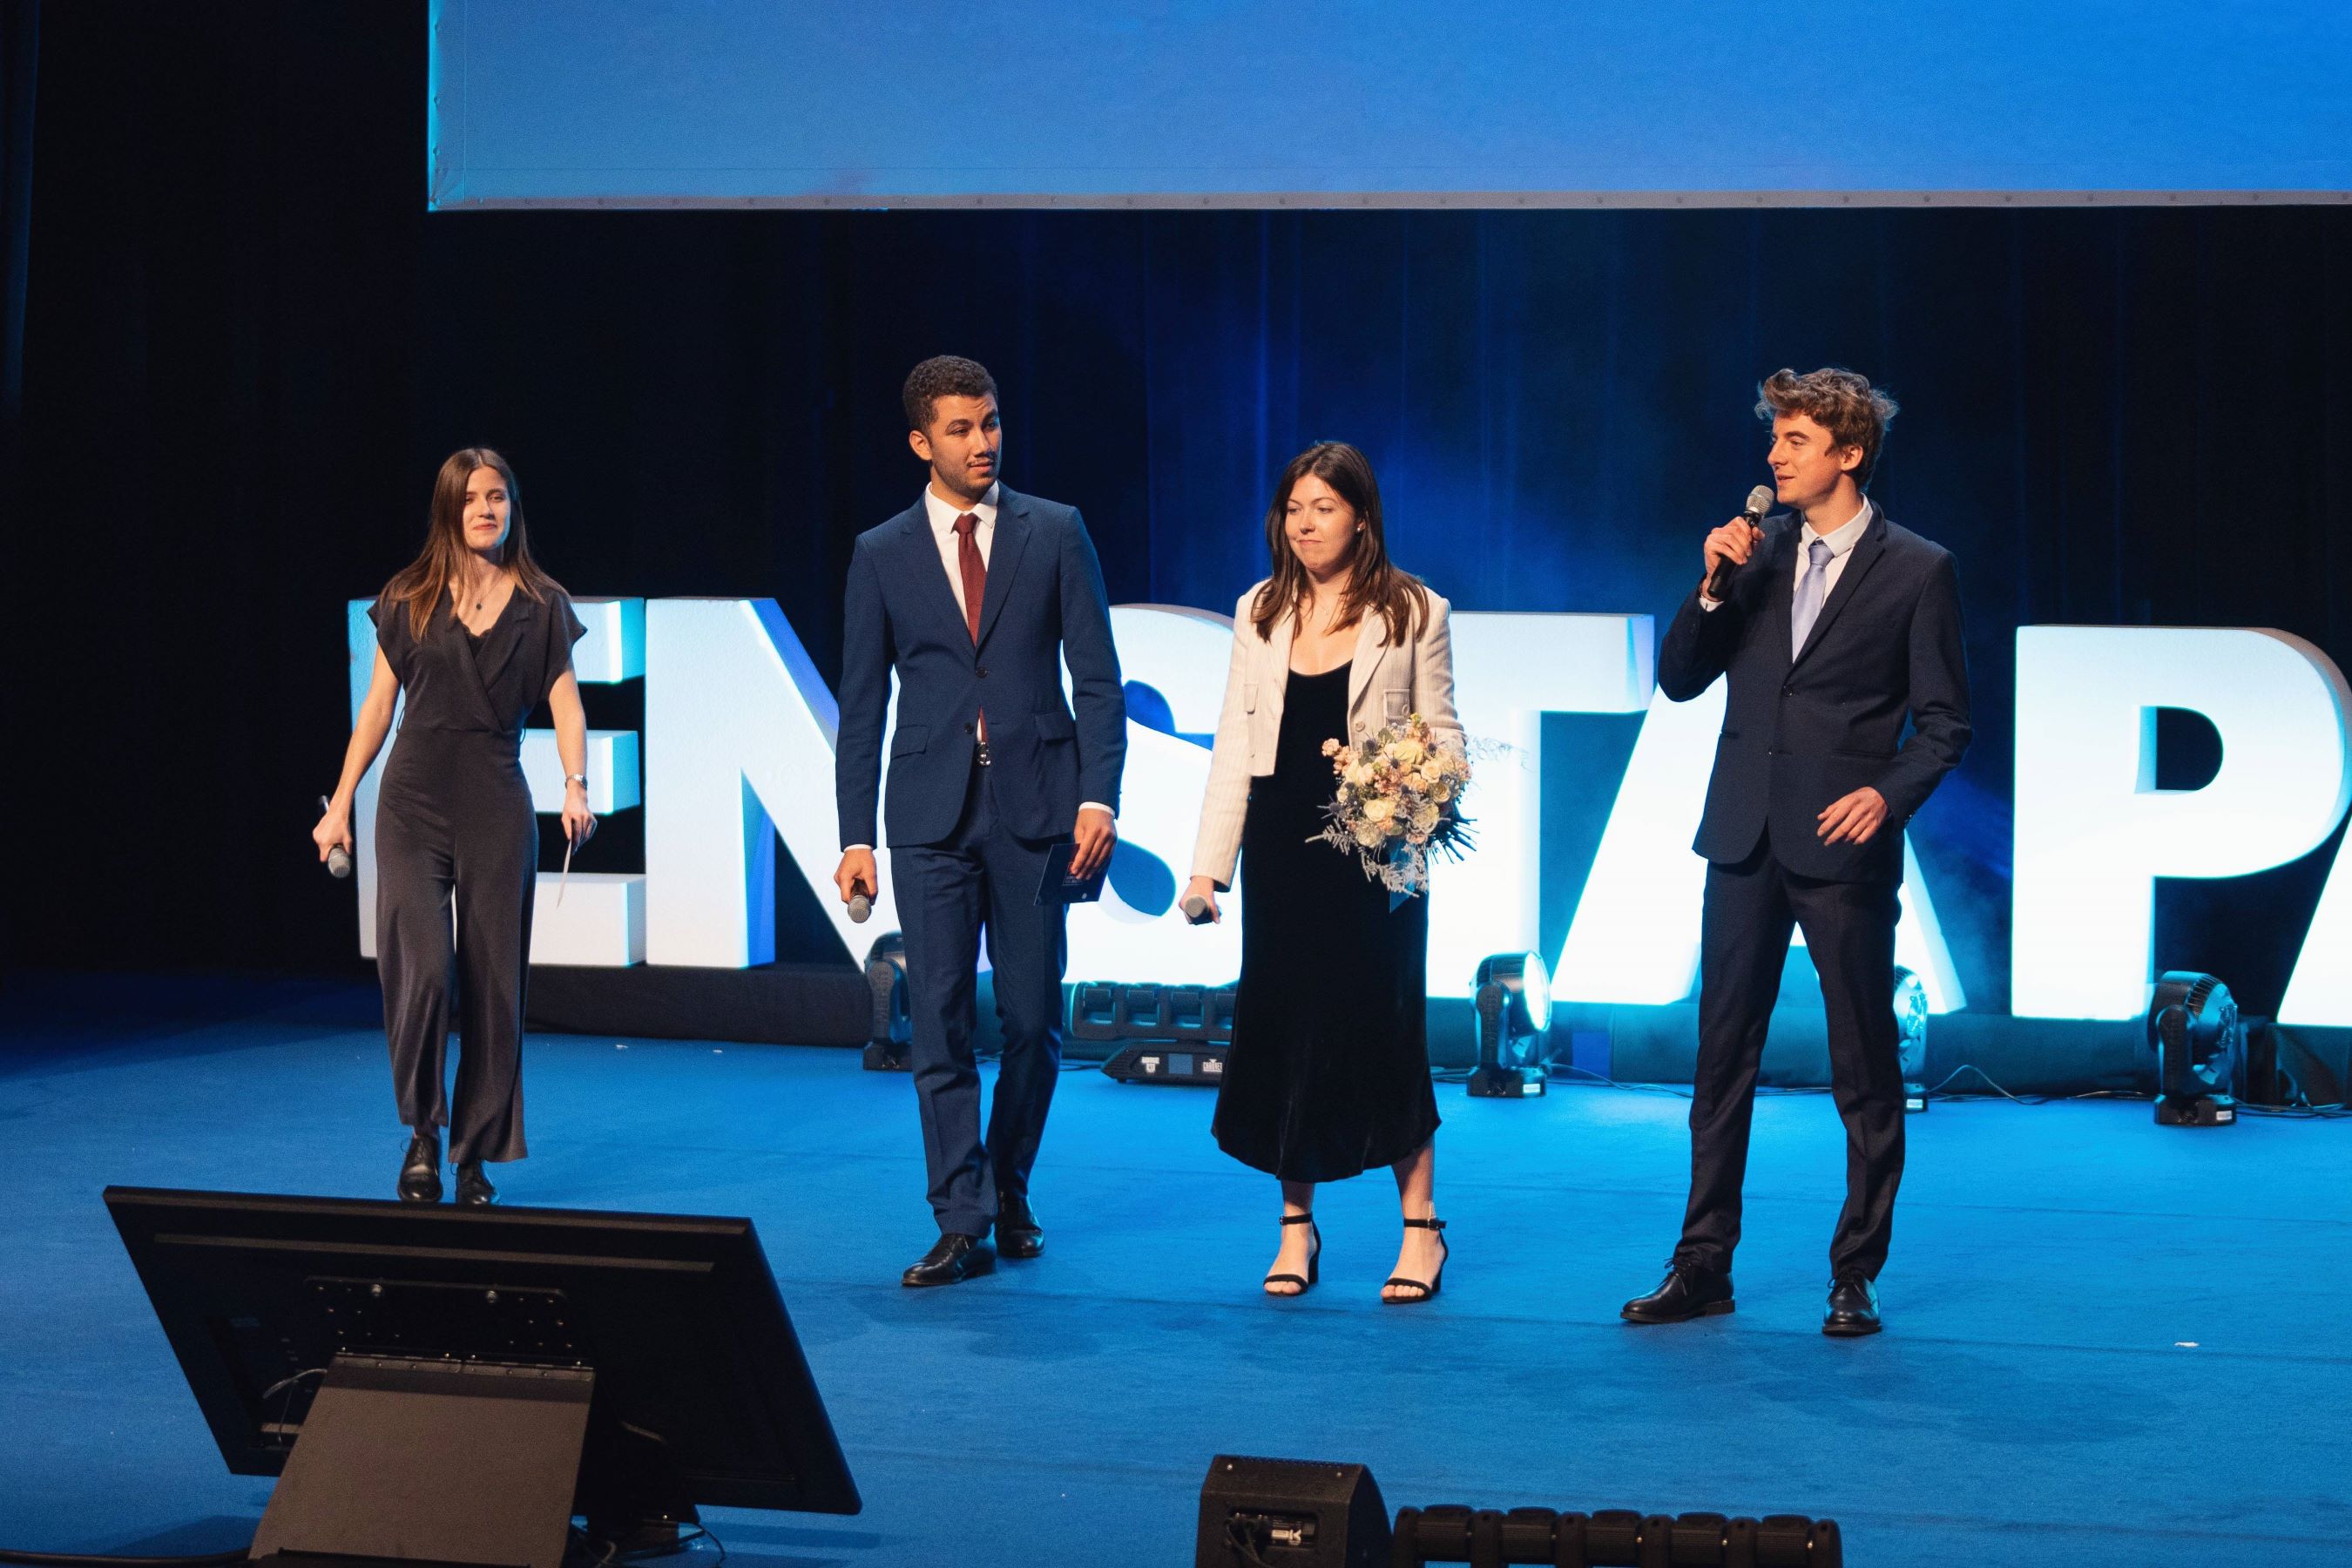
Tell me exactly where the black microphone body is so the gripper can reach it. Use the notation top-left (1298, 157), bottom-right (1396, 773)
top-left (1704, 484), bottom-right (1777, 602)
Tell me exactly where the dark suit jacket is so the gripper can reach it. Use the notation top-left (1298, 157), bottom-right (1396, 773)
top-left (1658, 507), bottom-right (1970, 882)
top-left (835, 486), bottom-right (1126, 848)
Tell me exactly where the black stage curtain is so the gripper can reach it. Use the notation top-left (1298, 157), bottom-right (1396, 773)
top-left (11, 3), bottom-right (2350, 1016)
top-left (0, 0), bottom-right (33, 664)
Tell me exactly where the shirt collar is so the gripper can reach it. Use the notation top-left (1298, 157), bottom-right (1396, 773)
top-left (1801, 497), bottom-right (1872, 558)
top-left (923, 482), bottom-right (1001, 536)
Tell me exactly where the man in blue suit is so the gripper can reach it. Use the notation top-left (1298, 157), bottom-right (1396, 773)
top-left (834, 356), bottom-right (1126, 1288)
top-left (1623, 368), bottom-right (1970, 1337)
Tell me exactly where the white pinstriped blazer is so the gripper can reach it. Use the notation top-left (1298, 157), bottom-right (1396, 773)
top-left (1189, 580), bottom-right (1463, 889)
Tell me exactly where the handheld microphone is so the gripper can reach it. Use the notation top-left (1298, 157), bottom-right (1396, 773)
top-left (1180, 893), bottom-right (1213, 925)
top-left (319, 795), bottom-right (352, 879)
top-left (1704, 484), bottom-right (1776, 601)
top-left (848, 885), bottom-right (873, 923)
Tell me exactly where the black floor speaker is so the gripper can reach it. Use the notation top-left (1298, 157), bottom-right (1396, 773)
top-left (1198, 1455), bottom-right (1390, 1567)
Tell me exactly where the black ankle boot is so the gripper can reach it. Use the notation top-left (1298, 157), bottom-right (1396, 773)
top-left (398, 1132), bottom-right (442, 1203)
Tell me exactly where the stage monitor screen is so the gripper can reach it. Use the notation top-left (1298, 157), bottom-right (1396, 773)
top-left (429, 1), bottom-right (2352, 210)
top-left (103, 1186), bottom-right (862, 1517)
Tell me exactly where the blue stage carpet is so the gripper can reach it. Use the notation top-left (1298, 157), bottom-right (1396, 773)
top-left (3, 977), bottom-right (2350, 1566)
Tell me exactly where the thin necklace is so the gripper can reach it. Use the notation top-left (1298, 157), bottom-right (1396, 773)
top-left (458, 571), bottom-right (497, 618)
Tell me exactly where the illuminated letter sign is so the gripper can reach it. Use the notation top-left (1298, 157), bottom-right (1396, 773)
top-left (643, 598), bottom-right (892, 967)
top-left (2011, 626), bottom-right (2352, 1020)
top-left (1553, 681), bottom-right (1965, 1011)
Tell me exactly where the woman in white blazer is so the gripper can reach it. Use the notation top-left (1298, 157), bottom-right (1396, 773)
top-left (1185, 441), bottom-right (1463, 1304)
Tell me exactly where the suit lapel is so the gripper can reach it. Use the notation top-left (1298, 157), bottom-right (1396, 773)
top-left (897, 500), bottom-right (970, 645)
top-left (1759, 524), bottom-right (1798, 677)
top-left (1790, 510), bottom-right (1889, 671)
top-left (973, 489), bottom-right (1031, 650)
top-left (1344, 611), bottom-right (1386, 720)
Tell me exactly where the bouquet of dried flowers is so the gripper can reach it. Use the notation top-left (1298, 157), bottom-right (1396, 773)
top-left (1313, 713), bottom-right (1474, 898)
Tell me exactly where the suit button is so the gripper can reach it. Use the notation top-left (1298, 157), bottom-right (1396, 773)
top-left (977, 666), bottom-right (989, 679)
top-left (963, 722), bottom-right (975, 734)
top-left (1781, 688), bottom-right (1794, 699)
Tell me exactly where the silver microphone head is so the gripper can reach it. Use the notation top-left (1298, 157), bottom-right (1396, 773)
top-left (1179, 894), bottom-right (1211, 924)
top-left (848, 892), bottom-right (872, 923)
top-left (1743, 483), bottom-right (1774, 520)
top-left (327, 845), bottom-right (353, 880)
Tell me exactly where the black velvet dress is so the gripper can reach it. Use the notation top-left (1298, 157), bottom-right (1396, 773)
top-left (1213, 662), bottom-right (1439, 1182)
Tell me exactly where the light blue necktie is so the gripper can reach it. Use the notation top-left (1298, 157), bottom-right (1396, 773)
top-left (1791, 537), bottom-right (1833, 659)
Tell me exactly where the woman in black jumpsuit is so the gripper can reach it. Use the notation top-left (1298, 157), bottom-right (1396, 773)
top-left (314, 448), bottom-right (593, 1205)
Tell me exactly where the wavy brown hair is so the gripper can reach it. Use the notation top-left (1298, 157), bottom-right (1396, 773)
top-left (1249, 442), bottom-right (1429, 645)
top-left (379, 448), bottom-right (562, 640)
top-left (1756, 367), bottom-right (1899, 488)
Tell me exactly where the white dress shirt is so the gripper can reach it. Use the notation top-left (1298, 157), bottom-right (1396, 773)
top-left (843, 483), bottom-right (1108, 854)
top-left (1700, 497), bottom-right (1872, 612)
top-left (923, 482), bottom-right (1000, 620)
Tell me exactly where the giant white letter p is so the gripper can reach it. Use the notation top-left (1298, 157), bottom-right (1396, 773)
top-left (2011, 626), bottom-right (2351, 1019)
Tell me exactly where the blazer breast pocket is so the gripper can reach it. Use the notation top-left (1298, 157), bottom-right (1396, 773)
top-left (1382, 687), bottom-right (1411, 724)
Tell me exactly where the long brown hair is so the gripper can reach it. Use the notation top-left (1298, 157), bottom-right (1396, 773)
top-left (1249, 441), bottom-right (1429, 645)
top-left (380, 448), bottom-right (562, 640)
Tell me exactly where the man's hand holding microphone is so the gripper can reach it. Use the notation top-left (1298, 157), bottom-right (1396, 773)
top-left (1700, 484), bottom-right (1775, 603)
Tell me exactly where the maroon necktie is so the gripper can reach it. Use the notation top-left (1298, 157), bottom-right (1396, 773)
top-left (954, 512), bottom-right (988, 742)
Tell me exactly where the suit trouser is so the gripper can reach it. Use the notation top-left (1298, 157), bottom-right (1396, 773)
top-left (892, 761), bottom-right (1069, 1237)
top-left (374, 735), bottom-right (536, 1166)
top-left (1674, 829), bottom-right (1904, 1280)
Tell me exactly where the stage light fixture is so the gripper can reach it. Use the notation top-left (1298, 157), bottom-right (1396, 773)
top-left (1082, 981), bottom-right (1238, 1085)
top-left (1893, 964), bottom-right (1930, 1114)
top-left (2146, 970), bottom-right (2242, 1125)
top-left (861, 932), bottom-right (911, 1072)
top-left (1468, 952), bottom-right (1551, 1098)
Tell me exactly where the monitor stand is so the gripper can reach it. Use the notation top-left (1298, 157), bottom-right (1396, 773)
top-left (252, 1354), bottom-right (594, 1568)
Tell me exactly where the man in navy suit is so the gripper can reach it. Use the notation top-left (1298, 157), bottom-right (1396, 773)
top-left (1623, 368), bottom-right (1970, 1336)
top-left (834, 356), bottom-right (1126, 1288)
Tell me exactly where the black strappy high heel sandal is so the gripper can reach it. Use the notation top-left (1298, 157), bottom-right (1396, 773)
top-left (1263, 1213), bottom-right (1321, 1297)
top-left (1382, 1216), bottom-right (1448, 1304)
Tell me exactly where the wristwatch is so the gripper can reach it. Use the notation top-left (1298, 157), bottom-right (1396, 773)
top-left (563, 773), bottom-right (589, 791)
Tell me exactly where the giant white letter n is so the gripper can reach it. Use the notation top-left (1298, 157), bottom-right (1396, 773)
top-left (2011, 626), bottom-right (2352, 1019)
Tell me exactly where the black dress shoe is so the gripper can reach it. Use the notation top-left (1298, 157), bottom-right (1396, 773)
top-left (1621, 1263), bottom-right (1734, 1324)
top-left (902, 1233), bottom-right (995, 1288)
top-left (1823, 1275), bottom-right (1882, 1336)
top-left (455, 1161), bottom-right (497, 1207)
top-left (397, 1132), bottom-right (442, 1204)
top-left (996, 1195), bottom-right (1044, 1259)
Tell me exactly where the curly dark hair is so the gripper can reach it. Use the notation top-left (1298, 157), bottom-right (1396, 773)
top-left (1755, 367), bottom-right (1899, 488)
top-left (902, 355), bottom-right (999, 433)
